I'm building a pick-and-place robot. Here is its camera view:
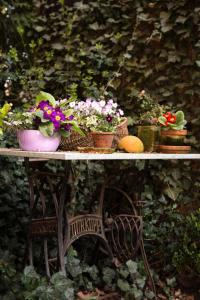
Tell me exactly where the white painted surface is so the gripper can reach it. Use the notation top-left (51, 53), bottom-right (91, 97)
top-left (0, 148), bottom-right (200, 160)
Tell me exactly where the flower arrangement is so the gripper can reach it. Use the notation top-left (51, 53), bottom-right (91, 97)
top-left (68, 98), bottom-right (124, 132)
top-left (4, 91), bottom-right (82, 137)
top-left (158, 111), bottom-right (187, 130)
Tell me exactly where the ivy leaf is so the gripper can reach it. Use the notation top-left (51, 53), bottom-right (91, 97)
top-left (102, 267), bottom-right (116, 285)
top-left (117, 279), bottom-right (130, 292)
top-left (176, 16), bottom-right (188, 24)
top-left (195, 60), bottom-right (200, 67)
top-left (36, 91), bottom-right (56, 107)
top-left (64, 288), bottom-right (75, 300)
top-left (126, 260), bottom-right (138, 274)
top-left (35, 25), bottom-right (44, 32)
top-left (52, 43), bottom-right (64, 50)
top-left (145, 290), bottom-right (155, 299)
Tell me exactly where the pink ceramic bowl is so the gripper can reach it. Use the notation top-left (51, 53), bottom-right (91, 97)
top-left (17, 130), bottom-right (60, 152)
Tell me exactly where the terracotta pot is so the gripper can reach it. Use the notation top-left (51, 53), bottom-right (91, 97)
top-left (160, 129), bottom-right (187, 146)
top-left (91, 132), bottom-right (114, 148)
top-left (137, 125), bottom-right (159, 152)
top-left (157, 145), bottom-right (191, 154)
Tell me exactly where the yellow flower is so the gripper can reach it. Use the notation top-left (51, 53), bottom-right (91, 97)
top-left (55, 115), bottom-right (61, 121)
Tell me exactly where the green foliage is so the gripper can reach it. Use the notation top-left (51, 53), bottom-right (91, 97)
top-left (173, 209), bottom-right (200, 277)
top-left (0, 103), bottom-right (12, 134)
top-left (36, 91), bottom-right (56, 107)
top-left (0, 0), bottom-right (200, 297)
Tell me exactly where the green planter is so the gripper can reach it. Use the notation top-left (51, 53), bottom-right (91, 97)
top-left (137, 125), bottom-right (159, 152)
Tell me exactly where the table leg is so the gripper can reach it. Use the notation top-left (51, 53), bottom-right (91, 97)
top-left (24, 158), bottom-right (69, 276)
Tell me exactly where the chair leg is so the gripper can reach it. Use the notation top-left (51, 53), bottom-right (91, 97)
top-left (44, 239), bottom-right (50, 278)
top-left (28, 238), bottom-right (33, 266)
top-left (140, 238), bottom-right (158, 300)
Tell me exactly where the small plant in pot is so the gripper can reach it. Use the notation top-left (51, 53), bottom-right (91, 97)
top-left (3, 91), bottom-right (82, 152)
top-left (136, 90), bottom-right (164, 152)
top-left (71, 98), bottom-right (126, 148)
top-left (158, 111), bottom-right (190, 153)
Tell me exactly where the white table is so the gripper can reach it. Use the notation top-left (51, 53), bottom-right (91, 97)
top-left (0, 148), bottom-right (199, 160)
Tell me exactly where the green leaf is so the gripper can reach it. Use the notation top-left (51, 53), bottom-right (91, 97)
top-left (195, 60), bottom-right (200, 67)
top-left (0, 103), bottom-right (12, 118)
top-left (0, 103), bottom-right (12, 128)
top-left (117, 279), bottom-right (130, 292)
top-left (39, 123), bottom-right (54, 137)
top-left (36, 91), bottom-right (56, 107)
top-left (60, 128), bottom-right (70, 138)
top-left (158, 116), bottom-right (167, 126)
top-left (175, 111), bottom-right (184, 124)
top-left (69, 121), bottom-right (85, 136)
top-left (64, 109), bottom-right (74, 118)
top-left (102, 267), bottom-right (116, 284)
top-left (34, 110), bottom-right (44, 119)
top-left (52, 43), bottom-right (64, 50)
top-left (126, 260), bottom-right (138, 274)
top-left (145, 290), bottom-right (155, 299)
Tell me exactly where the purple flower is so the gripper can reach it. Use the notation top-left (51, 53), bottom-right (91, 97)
top-left (43, 108), bottom-right (53, 119)
top-left (38, 100), bottom-right (51, 111)
top-left (29, 105), bottom-right (37, 112)
top-left (64, 123), bottom-right (72, 131)
top-left (50, 110), bottom-right (66, 122)
top-left (67, 115), bottom-right (74, 121)
top-left (106, 115), bottom-right (113, 123)
top-left (53, 121), bottom-right (61, 130)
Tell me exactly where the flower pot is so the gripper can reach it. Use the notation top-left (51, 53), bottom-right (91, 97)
top-left (137, 125), bottom-right (159, 152)
top-left (158, 129), bottom-right (190, 153)
top-left (17, 130), bottom-right (60, 152)
top-left (160, 129), bottom-right (187, 146)
top-left (91, 132), bottom-right (114, 148)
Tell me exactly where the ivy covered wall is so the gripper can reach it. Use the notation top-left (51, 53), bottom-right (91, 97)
top-left (0, 0), bottom-right (200, 298)
top-left (1, 0), bottom-right (200, 140)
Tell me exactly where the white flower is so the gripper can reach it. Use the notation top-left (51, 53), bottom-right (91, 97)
top-left (69, 101), bottom-right (76, 108)
top-left (118, 109), bottom-right (124, 116)
top-left (99, 100), bottom-right (106, 107)
top-left (86, 98), bottom-right (92, 104)
top-left (113, 103), bottom-right (118, 108)
top-left (60, 98), bottom-right (67, 104)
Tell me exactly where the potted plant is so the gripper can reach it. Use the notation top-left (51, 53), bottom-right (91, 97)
top-left (136, 90), bottom-right (164, 152)
top-left (70, 98), bottom-right (126, 148)
top-left (3, 91), bottom-right (82, 152)
top-left (158, 111), bottom-right (190, 153)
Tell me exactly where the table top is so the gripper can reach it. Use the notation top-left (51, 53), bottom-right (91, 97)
top-left (0, 148), bottom-right (200, 160)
